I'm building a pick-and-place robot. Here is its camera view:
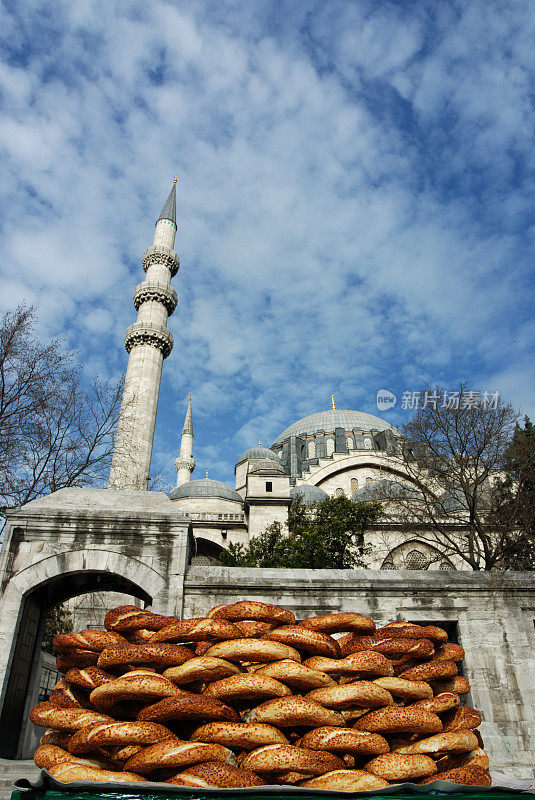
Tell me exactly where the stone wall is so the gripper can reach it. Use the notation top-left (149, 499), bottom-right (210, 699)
top-left (183, 566), bottom-right (535, 779)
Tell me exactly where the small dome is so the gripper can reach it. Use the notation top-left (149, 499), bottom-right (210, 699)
top-left (351, 479), bottom-right (420, 503)
top-left (290, 484), bottom-right (329, 506)
top-left (236, 446), bottom-right (280, 467)
top-left (249, 459), bottom-right (286, 475)
top-left (169, 478), bottom-right (242, 503)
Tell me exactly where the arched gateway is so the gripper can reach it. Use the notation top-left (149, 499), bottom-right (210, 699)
top-left (0, 487), bottom-right (192, 758)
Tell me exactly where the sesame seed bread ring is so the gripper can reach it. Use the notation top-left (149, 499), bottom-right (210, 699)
top-left (34, 744), bottom-right (115, 771)
top-left (378, 622), bottom-right (448, 642)
top-left (56, 651), bottom-right (100, 672)
top-left (434, 642), bottom-right (465, 662)
top-left (347, 636), bottom-right (435, 659)
top-left (137, 693), bottom-right (240, 723)
top-left (49, 762), bottom-right (146, 783)
top-left (64, 668), bottom-right (113, 692)
top-left (306, 681), bottom-right (394, 710)
top-left (97, 643), bottom-right (194, 670)
top-left (432, 676), bottom-right (471, 695)
top-left (191, 721), bottom-right (289, 749)
top-left (262, 626), bottom-right (340, 657)
top-left (436, 747), bottom-right (489, 773)
top-left (54, 631), bottom-right (129, 653)
top-left (395, 730), bottom-right (479, 755)
top-left (298, 769), bottom-right (390, 790)
top-left (353, 706), bottom-right (443, 734)
top-left (68, 720), bottom-right (175, 754)
top-left (177, 761), bottom-right (266, 788)
top-left (365, 752), bottom-right (437, 781)
top-left (40, 730), bottom-right (73, 749)
top-left (203, 673), bottom-right (292, 702)
top-left (340, 707), bottom-right (375, 724)
top-left (234, 621), bottom-right (277, 637)
top-left (123, 739), bottom-right (236, 774)
top-left (304, 652), bottom-right (394, 677)
top-left (418, 765), bottom-right (492, 786)
top-left (166, 775), bottom-right (213, 787)
top-left (442, 706), bottom-right (482, 731)
top-left (409, 692), bottom-right (460, 714)
top-left (90, 673), bottom-right (184, 711)
top-left (104, 605), bottom-right (178, 632)
top-left (299, 726), bottom-right (390, 756)
top-left (203, 639), bottom-right (301, 664)
top-left (163, 657), bottom-right (242, 685)
top-left (254, 660), bottom-right (336, 690)
top-left (125, 629), bottom-right (154, 644)
top-left (29, 703), bottom-right (114, 731)
top-left (207, 601), bottom-right (295, 625)
top-left (372, 677), bottom-right (433, 701)
top-left (49, 682), bottom-right (89, 710)
top-left (298, 613), bottom-right (376, 635)
top-left (240, 743), bottom-right (345, 775)
top-left (244, 696), bottom-right (345, 728)
top-left (399, 659), bottom-right (458, 682)
top-left (150, 618), bottom-right (242, 644)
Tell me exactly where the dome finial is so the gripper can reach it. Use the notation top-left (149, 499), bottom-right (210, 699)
top-left (174, 176), bottom-right (178, 184)
top-left (205, 468), bottom-right (209, 478)
top-left (331, 394), bottom-right (336, 410)
top-left (258, 441), bottom-right (261, 447)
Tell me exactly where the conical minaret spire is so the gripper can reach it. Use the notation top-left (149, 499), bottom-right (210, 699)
top-left (109, 179), bottom-right (180, 490)
top-left (175, 397), bottom-right (195, 487)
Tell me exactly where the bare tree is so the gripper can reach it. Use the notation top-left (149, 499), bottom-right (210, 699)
top-left (0, 304), bottom-right (123, 516)
top-left (375, 384), bottom-right (527, 570)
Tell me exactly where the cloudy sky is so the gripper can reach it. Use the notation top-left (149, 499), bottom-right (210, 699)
top-left (1, 0), bottom-right (534, 487)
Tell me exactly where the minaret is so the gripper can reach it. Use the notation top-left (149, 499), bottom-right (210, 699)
top-left (109, 179), bottom-right (180, 490)
top-left (175, 397), bottom-right (196, 486)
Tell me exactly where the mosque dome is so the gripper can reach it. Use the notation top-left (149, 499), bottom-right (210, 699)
top-left (169, 478), bottom-right (242, 503)
top-left (249, 459), bottom-right (286, 475)
top-left (236, 446), bottom-right (280, 467)
top-left (272, 410), bottom-right (396, 446)
top-left (290, 484), bottom-right (329, 506)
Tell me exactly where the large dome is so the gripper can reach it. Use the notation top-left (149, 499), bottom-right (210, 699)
top-left (272, 409), bottom-right (396, 446)
top-left (169, 478), bottom-right (242, 503)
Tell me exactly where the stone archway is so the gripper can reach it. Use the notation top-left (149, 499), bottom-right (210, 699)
top-left (0, 549), bottom-right (167, 758)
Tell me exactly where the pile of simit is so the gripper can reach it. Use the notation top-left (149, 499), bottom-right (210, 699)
top-left (30, 602), bottom-right (491, 791)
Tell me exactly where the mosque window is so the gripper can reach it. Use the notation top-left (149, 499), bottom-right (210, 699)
top-left (439, 561), bottom-right (455, 571)
top-left (364, 437), bottom-right (373, 450)
top-left (365, 477), bottom-right (373, 484)
top-left (405, 549), bottom-right (430, 570)
top-left (346, 437), bottom-right (353, 450)
top-left (351, 478), bottom-right (359, 493)
top-left (326, 439), bottom-right (335, 456)
top-left (266, 481), bottom-right (273, 492)
top-left (382, 558), bottom-right (395, 570)
top-left (307, 440), bottom-right (316, 458)
top-left (335, 488), bottom-right (345, 498)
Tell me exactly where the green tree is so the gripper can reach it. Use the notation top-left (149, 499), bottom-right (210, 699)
top-left (221, 496), bottom-right (381, 569)
top-left (41, 604), bottom-right (74, 654)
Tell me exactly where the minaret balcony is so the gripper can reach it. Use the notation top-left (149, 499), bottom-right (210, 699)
top-left (175, 456), bottom-right (196, 472)
top-left (124, 321), bottom-right (173, 358)
top-left (142, 244), bottom-right (180, 276)
top-left (133, 281), bottom-right (178, 315)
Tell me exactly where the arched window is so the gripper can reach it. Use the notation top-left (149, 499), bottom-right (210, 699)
top-left (326, 439), bottom-right (334, 457)
top-left (439, 561), bottom-right (455, 571)
top-left (335, 488), bottom-right (345, 498)
top-left (351, 478), bottom-right (359, 494)
top-left (307, 440), bottom-right (316, 458)
top-left (346, 437), bottom-right (353, 450)
top-left (365, 477), bottom-right (373, 485)
top-left (405, 549), bottom-right (430, 570)
top-left (364, 437), bottom-right (372, 450)
top-left (382, 558), bottom-right (395, 570)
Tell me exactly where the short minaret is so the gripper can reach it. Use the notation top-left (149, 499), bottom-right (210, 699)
top-left (109, 179), bottom-right (180, 490)
top-left (175, 397), bottom-right (196, 487)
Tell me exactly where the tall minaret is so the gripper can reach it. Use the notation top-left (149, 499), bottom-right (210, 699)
top-left (109, 179), bottom-right (179, 490)
top-left (175, 396), bottom-right (196, 487)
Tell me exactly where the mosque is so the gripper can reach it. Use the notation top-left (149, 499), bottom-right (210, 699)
top-left (106, 179), bottom-right (454, 572)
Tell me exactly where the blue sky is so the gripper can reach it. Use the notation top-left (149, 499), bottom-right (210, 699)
top-left (1, 0), bottom-right (534, 488)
